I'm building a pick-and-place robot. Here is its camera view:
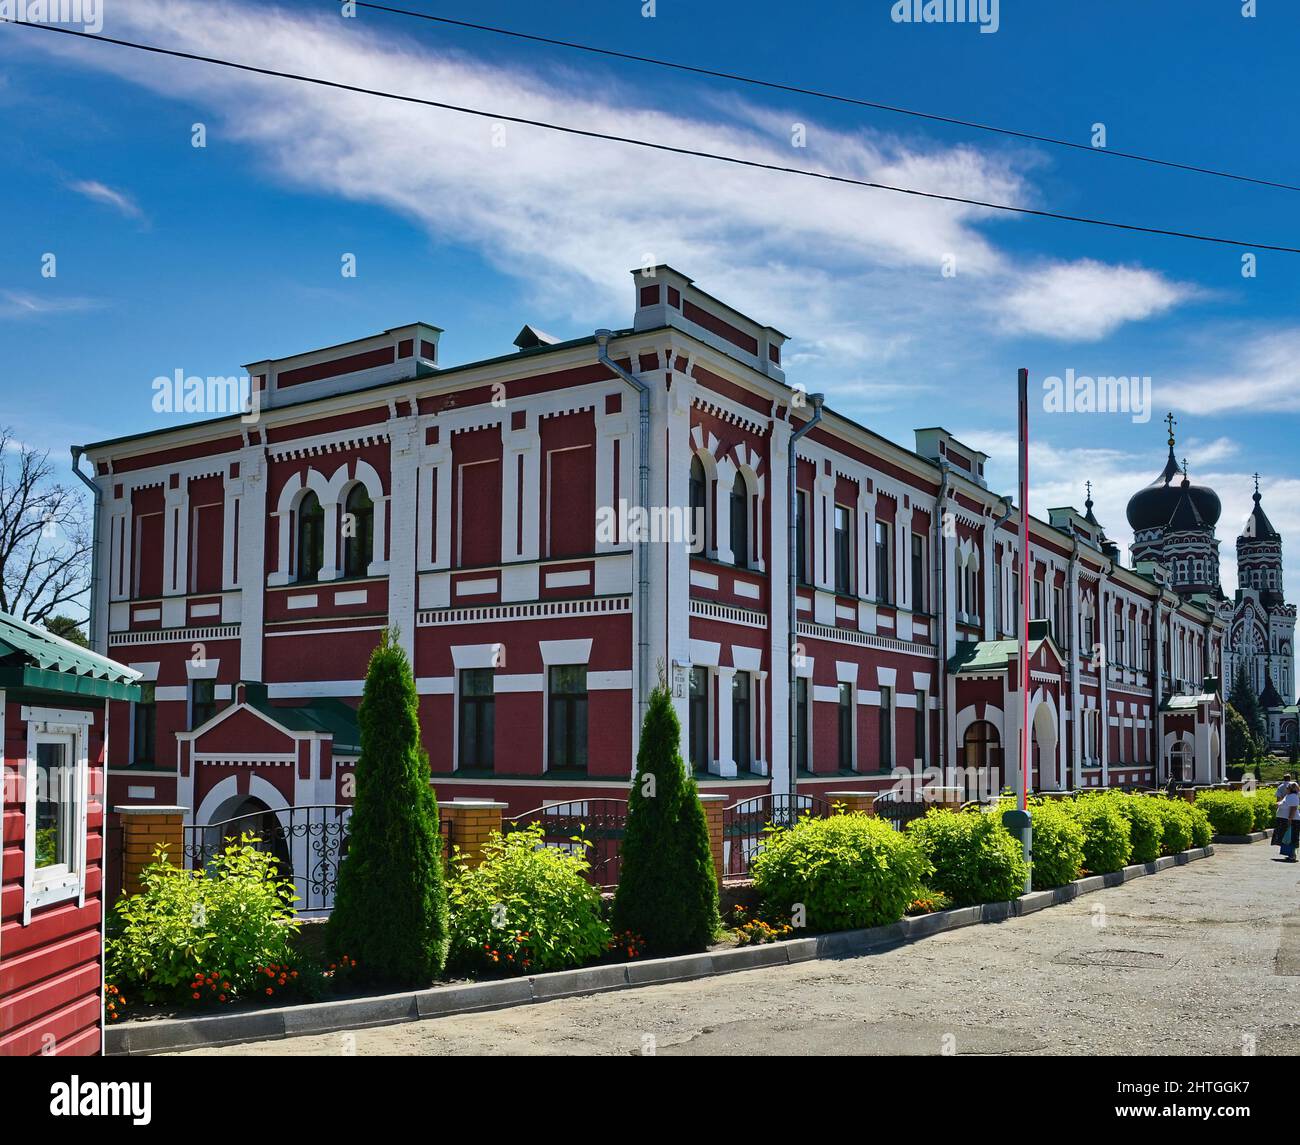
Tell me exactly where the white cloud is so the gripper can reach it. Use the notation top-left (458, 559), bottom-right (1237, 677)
top-left (995, 260), bottom-right (1192, 341)
top-left (16, 0), bottom-right (1188, 367)
top-left (0, 290), bottom-right (103, 319)
top-left (68, 179), bottom-right (145, 221)
top-left (1165, 327), bottom-right (1300, 415)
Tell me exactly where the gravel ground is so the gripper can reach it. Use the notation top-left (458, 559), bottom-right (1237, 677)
top-left (179, 842), bottom-right (1300, 1056)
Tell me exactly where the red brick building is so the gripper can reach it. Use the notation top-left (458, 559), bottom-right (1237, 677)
top-left (77, 266), bottom-right (1226, 844)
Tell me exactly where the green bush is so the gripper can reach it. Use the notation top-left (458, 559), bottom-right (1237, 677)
top-left (1195, 790), bottom-right (1254, 837)
top-left (752, 811), bottom-right (931, 931)
top-left (907, 809), bottom-right (1028, 906)
top-left (1150, 798), bottom-right (1193, 856)
top-left (612, 685), bottom-right (720, 956)
top-left (1186, 802), bottom-right (1213, 848)
top-left (106, 836), bottom-right (299, 1006)
top-left (329, 629), bottom-right (449, 985)
top-left (1106, 792), bottom-right (1164, 864)
top-left (1025, 799), bottom-right (1085, 889)
top-left (1067, 794), bottom-right (1133, 874)
top-left (447, 824), bottom-right (611, 976)
top-left (1249, 788), bottom-right (1277, 832)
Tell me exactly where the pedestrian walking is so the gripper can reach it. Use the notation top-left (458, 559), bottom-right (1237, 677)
top-left (1273, 781), bottom-right (1299, 862)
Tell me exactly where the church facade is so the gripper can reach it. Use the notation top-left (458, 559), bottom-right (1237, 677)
top-left (1125, 421), bottom-right (1297, 751)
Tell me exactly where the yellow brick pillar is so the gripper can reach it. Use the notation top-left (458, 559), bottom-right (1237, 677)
top-left (698, 794), bottom-right (726, 884)
top-left (439, 799), bottom-right (507, 868)
top-left (114, 805), bottom-right (187, 896)
top-left (824, 790), bottom-right (879, 816)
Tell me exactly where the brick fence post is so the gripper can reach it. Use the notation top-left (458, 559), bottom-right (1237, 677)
top-left (439, 799), bottom-right (507, 868)
top-left (698, 794), bottom-right (726, 884)
top-left (824, 790), bottom-right (878, 815)
top-left (114, 805), bottom-right (187, 896)
top-left (920, 786), bottom-right (966, 809)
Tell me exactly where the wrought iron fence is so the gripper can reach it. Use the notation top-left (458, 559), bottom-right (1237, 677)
top-left (182, 804), bottom-right (352, 914)
top-left (721, 793), bottom-right (833, 877)
top-left (870, 795), bottom-right (933, 832)
top-left (502, 799), bottom-right (628, 888)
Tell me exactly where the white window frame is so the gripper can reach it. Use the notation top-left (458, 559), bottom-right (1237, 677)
top-left (21, 706), bottom-right (93, 924)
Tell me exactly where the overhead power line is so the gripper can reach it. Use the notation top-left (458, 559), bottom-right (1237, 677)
top-left (6, 19), bottom-right (1300, 254)
top-left (340, 0), bottom-right (1300, 195)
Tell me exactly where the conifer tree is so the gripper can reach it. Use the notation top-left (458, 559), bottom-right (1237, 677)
top-left (1230, 662), bottom-right (1266, 744)
top-left (328, 629), bottom-right (448, 984)
top-left (612, 683), bottom-right (720, 956)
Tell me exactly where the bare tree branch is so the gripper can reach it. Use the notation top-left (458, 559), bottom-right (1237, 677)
top-left (0, 427), bottom-right (92, 625)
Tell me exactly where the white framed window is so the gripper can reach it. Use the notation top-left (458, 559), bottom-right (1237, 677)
top-left (21, 707), bottom-right (92, 924)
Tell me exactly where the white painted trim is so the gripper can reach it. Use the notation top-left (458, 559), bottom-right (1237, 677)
top-left (539, 638), bottom-right (593, 665)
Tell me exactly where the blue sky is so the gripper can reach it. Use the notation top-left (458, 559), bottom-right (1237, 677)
top-left (1, 0), bottom-right (1298, 600)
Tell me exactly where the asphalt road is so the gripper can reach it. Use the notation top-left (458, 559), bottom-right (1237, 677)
top-left (182, 841), bottom-right (1300, 1056)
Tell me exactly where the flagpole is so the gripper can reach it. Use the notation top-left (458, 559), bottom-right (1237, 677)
top-left (1019, 367), bottom-right (1031, 813)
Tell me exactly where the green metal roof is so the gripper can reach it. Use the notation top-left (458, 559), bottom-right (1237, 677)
top-left (244, 688), bottom-right (361, 755)
top-left (1160, 693), bottom-right (1217, 712)
top-left (0, 611), bottom-right (141, 701)
top-left (948, 639), bottom-right (1019, 675)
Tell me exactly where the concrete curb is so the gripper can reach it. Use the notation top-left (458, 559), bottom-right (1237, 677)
top-left (106, 843), bottom-right (1217, 1056)
top-left (1213, 830), bottom-right (1270, 844)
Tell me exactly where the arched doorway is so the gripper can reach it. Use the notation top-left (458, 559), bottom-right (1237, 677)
top-left (962, 720), bottom-right (1002, 799)
top-left (201, 795), bottom-right (292, 881)
top-left (1030, 700), bottom-right (1059, 792)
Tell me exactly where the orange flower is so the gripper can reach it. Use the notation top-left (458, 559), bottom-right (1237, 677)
top-left (192, 992), bottom-right (201, 999)
top-left (266, 987), bottom-right (273, 995)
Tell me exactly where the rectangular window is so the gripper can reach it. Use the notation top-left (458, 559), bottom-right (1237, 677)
top-left (732, 671), bottom-right (752, 771)
top-left (878, 686), bottom-right (893, 771)
top-left (547, 666), bottom-right (588, 770)
top-left (911, 533), bottom-right (925, 612)
top-left (796, 677), bottom-right (809, 773)
top-left (688, 667), bottom-right (710, 773)
top-left (993, 562), bottom-right (1003, 633)
top-left (190, 679), bottom-right (218, 730)
top-left (834, 505), bottom-right (853, 595)
top-left (914, 691), bottom-right (927, 766)
top-left (458, 668), bottom-right (496, 769)
top-left (133, 683), bottom-right (156, 765)
top-left (795, 490), bottom-right (809, 583)
top-left (837, 683), bottom-right (854, 770)
top-left (24, 719), bottom-right (87, 919)
top-left (1033, 577), bottom-right (1044, 621)
top-left (1012, 570), bottom-right (1021, 629)
top-left (875, 521), bottom-right (892, 604)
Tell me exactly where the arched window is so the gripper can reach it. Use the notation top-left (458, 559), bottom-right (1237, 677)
top-left (342, 483), bottom-right (374, 578)
top-left (730, 472), bottom-right (748, 567)
top-left (689, 455), bottom-right (707, 555)
top-left (296, 492), bottom-right (324, 583)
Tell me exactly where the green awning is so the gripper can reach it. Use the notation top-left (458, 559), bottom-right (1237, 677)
top-left (0, 610), bottom-right (141, 702)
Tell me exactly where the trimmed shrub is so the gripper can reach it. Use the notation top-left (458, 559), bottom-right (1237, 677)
top-left (106, 835), bottom-right (299, 1007)
top-left (1025, 799), bottom-right (1085, 889)
top-left (612, 685), bottom-right (720, 956)
top-left (1106, 792), bottom-right (1164, 864)
top-left (447, 824), bottom-right (611, 976)
top-left (1195, 790), bottom-right (1254, 837)
top-left (1249, 788), bottom-right (1277, 833)
top-left (752, 811), bottom-right (932, 931)
top-left (1187, 802), bottom-right (1213, 848)
top-left (329, 629), bottom-right (449, 985)
top-left (907, 809), bottom-right (1028, 906)
top-left (1067, 794), bottom-right (1132, 874)
top-left (1150, 798), bottom-right (1192, 856)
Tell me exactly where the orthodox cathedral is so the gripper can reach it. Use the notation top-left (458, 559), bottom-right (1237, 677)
top-left (1127, 414), bottom-right (1298, 750)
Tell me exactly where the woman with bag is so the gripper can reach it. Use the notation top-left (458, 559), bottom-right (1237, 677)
top-left (1273, 781), bottom-right (1300, 862)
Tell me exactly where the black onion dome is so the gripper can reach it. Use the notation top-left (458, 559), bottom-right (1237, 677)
top-left (1126, 445), bottom-right (1184, 531)
top-left (1126, 443), bottom-right (1221, 532)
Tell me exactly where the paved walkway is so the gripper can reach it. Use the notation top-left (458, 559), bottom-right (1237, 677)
top-left (181, 842), bottom-right (1300, 1056)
